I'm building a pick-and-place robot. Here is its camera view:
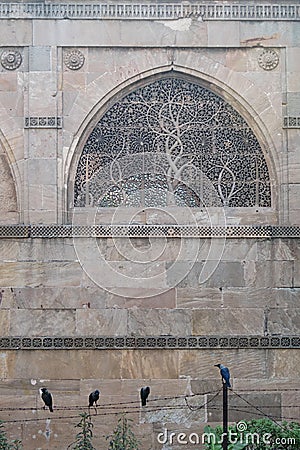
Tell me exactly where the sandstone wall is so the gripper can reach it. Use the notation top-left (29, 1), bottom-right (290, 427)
top-left (0, 2), bottom-right (299, 449)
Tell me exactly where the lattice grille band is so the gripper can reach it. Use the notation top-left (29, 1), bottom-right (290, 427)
top-left (0, 335), bottom-right (299, 350)
top-left (1, 225), bottom-right (300, 239)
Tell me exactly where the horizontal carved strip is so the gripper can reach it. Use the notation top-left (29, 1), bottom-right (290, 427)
top-left (0, 225), bottom-right (300, 239)
top-left (24, 117), bottom-right (62, 128)
top-left (0, 335), bottom-right (299, 350)
top-left (0, 3), bottom-right (299, 21)
top-left (283, 116), bottom-right (300, 128)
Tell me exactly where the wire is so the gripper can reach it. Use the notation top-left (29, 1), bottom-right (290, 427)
top-left (185, 388), bottom-right (222, 411)
top-left (230, 389), bottom-right (285, 429)
top-left (209, 406), bottom-right (300, 423)
top-left (2, 387), bottom-right (300, 414)
top-left (0, 389), bottom-right (222, 413)
top-left (1, 388), bottom-right (300, 426)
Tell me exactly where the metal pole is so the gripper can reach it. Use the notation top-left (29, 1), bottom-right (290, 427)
top-left (222, 382), bottom-right (228, 450)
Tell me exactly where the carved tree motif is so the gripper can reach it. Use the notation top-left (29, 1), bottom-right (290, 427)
top-left (74, 77), bottom-right (271, 208)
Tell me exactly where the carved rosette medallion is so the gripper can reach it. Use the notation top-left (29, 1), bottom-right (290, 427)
top-left (258, 49), bottom-right (279, 71)
top-left (64, 49), bottom-right (85, 70)
top-left (1, 50), bottom-right (22, 70)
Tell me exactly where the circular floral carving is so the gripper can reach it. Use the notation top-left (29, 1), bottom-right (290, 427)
top-left (1, 50), bottom-right (22, 70)
top-left (64, 49), bottom-right (85, 70)
top-left (258, 49), bottom-right (279, 71)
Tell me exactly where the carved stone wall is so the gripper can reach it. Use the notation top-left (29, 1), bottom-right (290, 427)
top-left (0, 2), bottom-right (299, 449)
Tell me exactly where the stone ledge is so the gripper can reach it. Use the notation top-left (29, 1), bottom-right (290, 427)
top-left (1, 224), bottom-right (300, 239)
top-left (0, 3), bottom-right (299, 21)
top-left (0, 335), bottom-right (299, 350)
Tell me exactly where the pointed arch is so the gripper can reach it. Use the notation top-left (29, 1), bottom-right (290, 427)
top-left (66, 67), bottom-right (278, 220)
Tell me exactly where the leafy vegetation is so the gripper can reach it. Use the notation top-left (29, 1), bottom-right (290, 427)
top-left (68, 413), bottom-right (96, 450)
top-left (203, 419), bottom-right (300, 450)
top-left (0, 421), bottom-right (22, 450)
top-left (106, 414), bottom-right (140, 450)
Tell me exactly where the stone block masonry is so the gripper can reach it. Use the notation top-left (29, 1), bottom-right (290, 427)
top-left (0, 1), bottom-right (299, 448)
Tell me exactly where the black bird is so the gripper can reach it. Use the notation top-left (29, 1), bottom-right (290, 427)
top-left (214, 364), bottom-right (231, 388)
top-left (41, 388), bottom-right (53, 412)
top-left (140, 386), bottom-right (150, 406)
top-left (88, 389), bottom-right (100, 408)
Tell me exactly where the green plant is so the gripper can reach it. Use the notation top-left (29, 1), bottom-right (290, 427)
top-left (106, 414), bottom-right (140, 450)
top-left (233, 418), bottom-right (300, 450)
top-left (203, 419), bottom-right (300, 450)
top-left (9, 441), bottom-right (22, 450)
top-left (68, 413), bottom-right (96, 450)
top-left (0, 422), bottom-right (22, 450)
top-left (203, 425), bottom-right (246, 450)
top-left (0, 421), bottom-right (10, 450)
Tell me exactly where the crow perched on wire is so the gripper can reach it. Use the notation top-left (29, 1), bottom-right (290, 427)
top-left (88, 389), bottom-right (100, 408)
top-left (214, 364), bottom-right (231, 388)
top-left (41, 388), bottom-right (53, 412)
top-left (140, 386), bottom-right (150, 406)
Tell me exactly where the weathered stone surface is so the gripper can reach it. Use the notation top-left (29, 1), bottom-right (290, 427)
top-left (270, 349), bottom-right (300, 378)
top-left (10, 309), bottom-right (76, 336)
top-left (121, 350), bottom-right (179, 379)
top-left (28, 159), bottom-right (57, 186)
top-left (0, 74), bottom-right (18, 92)
top-left (282, 391), bottom-right (300, 420)
top-left (267, 308), bottom-right (300, 335)
top-left (18, 238), bottom-right (76, 262)
top-left (106, 288), bottom-right (176, 308)
top-left (0, 309), bottom-right (10, 336)
top-left (28, 129), bottom-right (57, 158)
top-left (243, 260), bottom-right (294, 288)
top-left (29, 46), bottom-right (51, 72)
top-left (179, 349), bottom-right (268, 379)
top-left (222, 287), bottom-right (300, 308)
top-left (9, 286), bottom-right (107, 309)
top-left (256, 239), bottom-right (296, 261)
top-left (208, 21), bottom-right (240, 46)
top-left (76, 308), bottom-right (128, 335)
top-left (0, 262), bottom-right (84, 287)
top-left (191, 379), bottom-right (220, 395)
top-left (0, 20), bottom-right (32, 46)
top-left (128, 309), bottom-right (192, 336)
top-left (5, 350), bottom-right (123, 379)
top-left (167, 261), bottom-right (245, 288)
top-left (176, 287), bottom-right (222, 308)
top-left (192, 308), bottom-right (264, 335)
top-left (207, 392), bottom-right (281, 422)
top-left (0, 287), bottom-right (14, 308)
top-left (0, 378), bottom-right (80, 396)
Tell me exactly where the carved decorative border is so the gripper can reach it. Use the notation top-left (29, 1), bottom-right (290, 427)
top-left (0, 225), bottom-right (300, 239)
top-left (0, 3), bottom-right (299, 21)
top-left (283, 116), bottom-right (300, 128)
top-left (24, 117), bottom-right (62, 128)
top-left (0, 335), bottom-right (299, 350)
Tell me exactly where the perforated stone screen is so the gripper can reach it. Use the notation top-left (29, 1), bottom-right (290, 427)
top-left (74, 77), bottom-right (271, 208)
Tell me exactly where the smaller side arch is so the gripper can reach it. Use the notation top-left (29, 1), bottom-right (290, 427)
top-left (0, 130), bottom-right (20, 224)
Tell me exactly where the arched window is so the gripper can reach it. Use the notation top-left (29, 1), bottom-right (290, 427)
top-left (74, 77), bottom-right (271, 208)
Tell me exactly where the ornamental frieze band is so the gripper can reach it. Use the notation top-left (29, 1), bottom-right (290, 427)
top-left (0, 335), bottom-right (299, 350)
top-left (0, 2), bottom-right (299, 21)
top-left (0, 224), bottom-right (300, 239)
top-left (24, 117), bottom-right (63, 128)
